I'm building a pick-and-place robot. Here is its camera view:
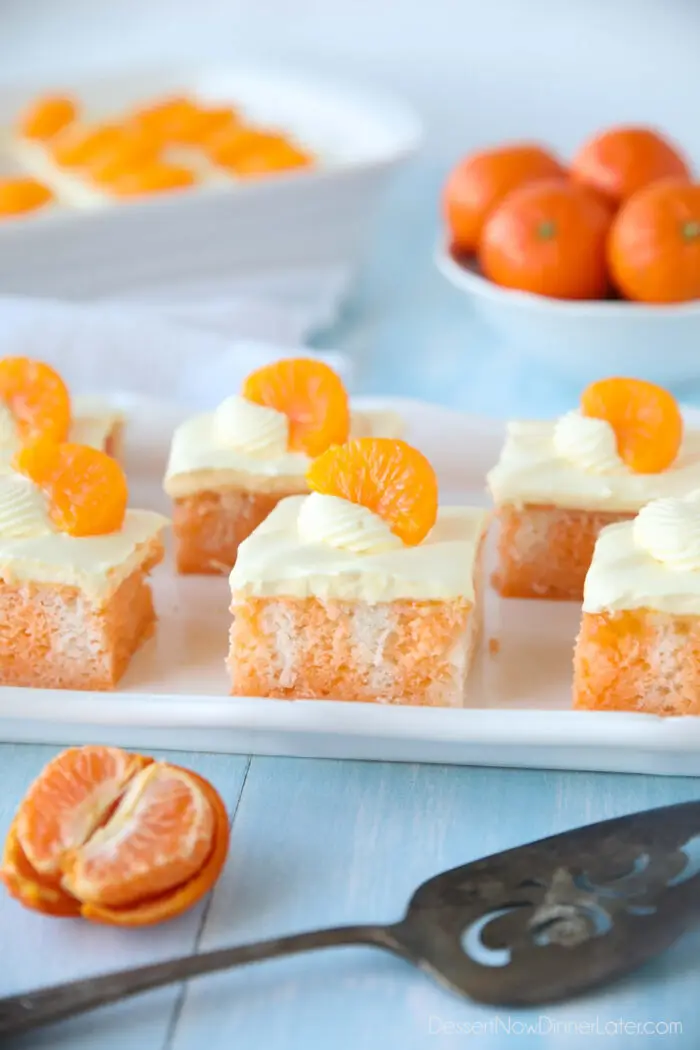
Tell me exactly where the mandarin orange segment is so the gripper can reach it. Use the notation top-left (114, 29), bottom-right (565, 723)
top-left (242, 357), bottom-right (350, 457)
top-left (228, 141), bottom-right (313, 178)
top-left (581, 377), bottom-right (683, 474)
top-left (307, 437), bottom-right (439, 546)
top-left (15, 441), bottom-right (129, 537)
top-left (128, 96), bottom-right (200, 142)
top-left (50, 123), bottom-right (126, 168)
top-left (174, 105), bottom-right (239, 146)
top-left (0, 178), bottom-right (53, 217)
top-left (19, 94), bottom-right (78, 141)
top-left (61, 763), bottom-right (215, 909)
top-left (0, 356), bottom-right (70, 443)
top-left (87, 132), bottom-right (160, 185)
top-left (79, 769), bottom-right (230, 927)
top-left (1, 820), bottom-right (81, 917)
top-left (15, 746), bottom-right (148, 878)
top-left (106, 161), bottom-right (196, 197)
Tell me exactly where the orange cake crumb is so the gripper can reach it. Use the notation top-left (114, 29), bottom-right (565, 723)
top-left (492, 503), bottom-right (634, 601)
top-left (573, 607), bottom-right (700, 716)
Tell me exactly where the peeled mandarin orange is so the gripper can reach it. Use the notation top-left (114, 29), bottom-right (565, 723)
top-left (242, 357), bottom-right (350, 457)
top-left (0, 177), bottom-right (53, 217)
top-left (106, 161), bottom-right (196, 197)
top-left (581, 377), bottom-right (683, 474)
top-left (15, 441), bottom-right (129, 536)
top-left (0, 356), bottom-right (71, 443)
top-left (62, 763), bottom-right (215, 909)
top-left (307, 437), bottom-right (439, 546)
top-left (15, 746), bottom-right (148, 878)
top-left (19, 94), bottom-right (78, 141)
top-left (1, 747), bottom-right (230, 927)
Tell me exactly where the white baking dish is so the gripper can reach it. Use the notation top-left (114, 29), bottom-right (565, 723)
top-left (0, 65), bottom-right (422, 299)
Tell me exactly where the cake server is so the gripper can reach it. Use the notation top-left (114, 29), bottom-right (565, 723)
top-left (2, 800), bottom-right (700, 1038)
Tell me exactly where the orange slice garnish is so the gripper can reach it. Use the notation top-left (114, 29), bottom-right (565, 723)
top-left (581, 377), bottom-right (683, 474)
top-left (0, 356), bottom-right (70, 443)
top-left (228, 141), bottom-right (314, 178)
top-left (50, 122), bottom-right (126, 168)
top-left (1, 747), bottom-right (230, 927)
top-left (15, 441), bottom-right (129, 537)
top-left (106, 160), bottom-right (196, 197)
top-left (128, 96), bottom-right (200, 141)
top-left (207, 126), bottom-right (312, 175)
top-left (19, 94), bottom-right (78, 141)
top-left (0, 178), bottom-right (53, 217)
top-left (241, 357), bottom-right (350, 457)
top-left (307, 437), bottom-right (439, 546)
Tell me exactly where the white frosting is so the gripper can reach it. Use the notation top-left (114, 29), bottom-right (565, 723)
top-left (213, 396), bottom-right (289, 457)
top-left (230, 497), bottom-right (489, 602)
top-left (487, 418), bottom-right (700, 512)
top-left (0, 473), bottom-right (53, 538)
top-left (297, 493), bottom-right (403, 554)
top-left (0, 509), bottom-right (168, 601)
top-left (164, 406), bottom-right (404, 498)
top-left (632, 492), bottom-right (700, 572)
top-left (553, 411), bottom-right (624, 474)
top-left (70, 396), bottom-right (125, 452)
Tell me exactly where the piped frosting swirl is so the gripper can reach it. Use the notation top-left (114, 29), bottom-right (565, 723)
top-left (633, 490), bottom-right (700, 572)
top-left (553, 410), bottom-right (625, 475)
top-left (297, 493), bottom-right (403, 554)
top-left (214, 395), bottom-right (289, 458)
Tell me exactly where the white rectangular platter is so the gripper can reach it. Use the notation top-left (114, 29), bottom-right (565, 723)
top-left (1, 395), bottom-right (699, 777)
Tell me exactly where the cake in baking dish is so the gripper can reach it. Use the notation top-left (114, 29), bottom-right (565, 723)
top-left (487, 376), bottom-right (694, 601)
top-left (574, 490), bottom-right (700, 716)
top-left (0, 442), bottom-right (167, 691)
top-left (227, 437), bottom-right (488, 707)
top-left (164, 357), bottom-right (403, 575)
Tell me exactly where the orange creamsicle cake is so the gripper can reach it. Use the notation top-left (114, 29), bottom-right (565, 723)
top-left (0, 442), bottom-right (167, 691)
top-left (164, 357), bottom-right (403, 576)
top-left (487, 377), bottom-right (692, 601)
top-left (227, 437), bottom-right (489, 707)
top-left (574, 490), bottom-right (700, 716)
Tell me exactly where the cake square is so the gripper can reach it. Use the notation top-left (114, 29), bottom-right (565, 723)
top-left (227, 497), bottom-right (488, 707)
top-left (487, 411), bottom-right (700, 601)
top-left (165, 402), bottom-right (404, 576)
top-left (573, 494), bottom-right (700, 716)
top-left (0, 507), bottom-right (167, 691)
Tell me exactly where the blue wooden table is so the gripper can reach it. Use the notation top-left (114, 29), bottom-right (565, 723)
top-left (2, 164), bottom-right (699, 1049)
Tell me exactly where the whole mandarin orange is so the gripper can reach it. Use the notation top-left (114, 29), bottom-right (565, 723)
top-left (442, 144), bottom-right (565, 254)
top-left (571, 126), bottom-right (690, 208)
top-left (608, 178), bottom-right (700, 303)
top-left (479, 179), bottom-right (612, 299)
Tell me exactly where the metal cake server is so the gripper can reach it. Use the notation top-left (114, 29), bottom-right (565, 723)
top-left (3, 800), bottom-right (700, 1039)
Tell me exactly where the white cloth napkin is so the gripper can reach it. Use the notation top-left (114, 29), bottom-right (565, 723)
top-left (0, 286), bottom-right (353, 410)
